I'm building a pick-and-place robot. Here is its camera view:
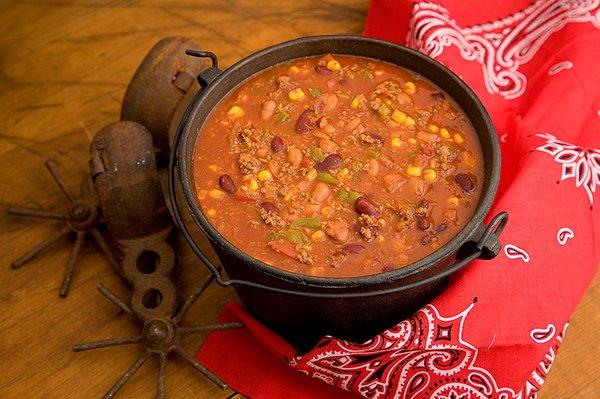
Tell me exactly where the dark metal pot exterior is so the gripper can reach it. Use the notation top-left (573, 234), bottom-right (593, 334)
top-left (171, 36), bottom-right (504, 350)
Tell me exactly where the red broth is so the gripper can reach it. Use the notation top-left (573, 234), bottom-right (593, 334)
top-left (193, 54), bottom-right (483, 277)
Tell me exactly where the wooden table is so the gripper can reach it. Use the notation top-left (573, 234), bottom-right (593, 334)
top-left (0, 1), bottom-right (597, 398)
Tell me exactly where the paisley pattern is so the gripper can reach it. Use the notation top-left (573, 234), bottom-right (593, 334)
top-left (504, 244), bottom-right (531, 263)
top-left (536, 133), bottom-right (600, 206)
top-left (292, 303), bottom-right (520, 399)
top-left (406, 0), bottom-right (600, 99)
top-left (556, 227), bottom-right (575, 245)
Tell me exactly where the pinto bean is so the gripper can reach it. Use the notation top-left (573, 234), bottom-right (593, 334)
top-left (315, 154), bottom-right (343, 172)
top-left (261, 100), bottom-right (276, 120)
top-left (270, 136), bottom-right (284, 153)
top-left (319, 138), bottom-right (338, 153)
top-left (312, 182), bottom-right (331, 202)
top-left (325, 219), bottom-right (351, 243)
top-left (455, 173), bottom-right (477, 192)
top-left (407, 177), bottom-right (427, 196)
top-left (296, 109), bottom-right (315, 133)
top-left (343, 244), bottom-right (366, 254)
top-left (287, 147), bottom-right (303, 166)
top-left (218, 174), bottom-right (235, 195)
top-left (354, 196), bottom-right (382, 218)
top-left (368, 159), bottom-right (379, 176)
top-left (323, 93), bottom-right (338, 113)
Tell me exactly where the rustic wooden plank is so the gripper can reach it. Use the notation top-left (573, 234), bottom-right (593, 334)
top-left (0, 1), bottom-right (597, 398)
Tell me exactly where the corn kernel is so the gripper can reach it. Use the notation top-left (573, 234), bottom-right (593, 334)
top-left (378, 104), bottom-right (391, 117)
top-left (338, 167), bottom-right (350, 180)
top-left (208, 189), bottom-right (225, 199)
top-left (321, 206), bottom-right (333, 217)
top-left (257, 170), bottom-right (273, 182)
top-left (403, 116), bottom-right (416, 128)
top-left (206, 208), bottom-right (217, 217)
top-left (243, 177), bottom-right (258, 191)
top-left (422, 168), bottom-right (437, 181)
top-left (311, 230), bottom-right (326, 242)
top-left (288, 88), bottom-right (305, 101)
top-left (208, 164), bottom-right (218, 172)
top-left (391, 137), bottom-right (403, 148)
top-left (440, 127), bottom-right (451, 138)
top-left (406, 166), bottom-right (422, 177)
top-left (284, 191), bottom-right (294, 201)
top-left (377, 235), bottom-right (385, 242)
top-left (453, 133), bottom-right (465, 144)
top-left (227, 105), bottom-right (244, 119)
top-left (289, 66), bottom-right (300, 73)
top-left (378, 218), bottom-right (386, 227)
top-left (448, 197), bottom-right (460, 206)
top-left (391, 109), bottom-right (407, 124)
top-left (427, 124), bottom-right (439, 133)
top-left (306, 168), bottom-right (318, 181)
top-left (403, 81), bottom-right (417, 95)
top-left (407, 137), bottom-right (417, 145)
top-left (350, 96), bottom-right (360, 109)
top-left (326, 59), bottom-right (341, 71)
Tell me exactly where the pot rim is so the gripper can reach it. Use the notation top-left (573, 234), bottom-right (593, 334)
top-left (175, 34), bottom-right (500, 289)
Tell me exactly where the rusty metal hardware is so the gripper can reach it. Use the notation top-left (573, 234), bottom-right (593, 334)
top-left (73, 274), bottom-right (243, 398)
top-left (7, 159), bottom-right (119, 297)
top-left (121, 37), bottom-right (205, 153)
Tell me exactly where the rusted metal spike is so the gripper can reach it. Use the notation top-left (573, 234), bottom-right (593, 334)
top-left (97, 283), bottom-right (133, 316)
top-left (179, 322), bottom-right (244, 335)
top-left (172, 272), bottom-right (216, 323)
top-left (7, 206), bottom-right (67, 220)
top-left (11, 226), bottom-right (71, 269)
top-left (103, 350), bottom-right (150, 399)
top-left (60, 231), bottom-right (85, 297)
top-left (73, 336), bottom-right (143, 352)
top-left (157, 352), bottom-right (167, 399)
top-left (91, 228), bottom-right (120, 269)
top-left (173, 346), bottom-right (227, 390)
top-left (45, 159), bottom-right (75, 203)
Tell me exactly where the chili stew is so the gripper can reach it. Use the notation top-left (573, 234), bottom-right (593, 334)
top-left (193, 54), bottom-right (483, 277)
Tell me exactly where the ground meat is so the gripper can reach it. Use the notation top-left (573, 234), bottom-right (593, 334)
top-left (328, 251), bottom-right (347, 268)
top-left (296, 248), bottom-right (315, 265)
top-left (358, 214), bottom-right (377, 226)
top-left (437, 145), bottom-right (459, 163)
top-left (258, 207), bottom-right (285, 227)
top-left (238, 152), bottom-right (261, 174)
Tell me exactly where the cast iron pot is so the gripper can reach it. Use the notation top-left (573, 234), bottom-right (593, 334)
top-left (168, 35), bottom-right (508, 351)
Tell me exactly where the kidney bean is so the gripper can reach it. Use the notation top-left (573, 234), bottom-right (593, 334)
top-left (436, 222), bottom-right (448, 233)
top-left (315, 154), bottom-right (342, 172)
top-left (314, 65), bottom-right (331, 75)
top-left (270, 136), bottom-right (284, 153)
top-left (218, 174), bottom-right (235, 195)
top-left (260, 201), bottom-right (279, 214)
top-left (343, 244), bottom-right (366, 254)
top-left (455, 173), bottom-right (477, 192)
top-left (418, 199), bottom-right (432, 213)
top-left (416, 216), bottom-right (430, 231)
top-left (354, 196), bottom-right (381, 218)
top-left (296, 109), bottom-right (315, 133)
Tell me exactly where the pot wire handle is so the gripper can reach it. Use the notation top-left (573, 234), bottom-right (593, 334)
top-left (185, 50), bottom-right (221, 88)
top-left (168, 122), bottom-right (509, 298)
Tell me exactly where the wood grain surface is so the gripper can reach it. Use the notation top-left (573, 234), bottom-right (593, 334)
top-left (0, 1), bottom-right (597, 398)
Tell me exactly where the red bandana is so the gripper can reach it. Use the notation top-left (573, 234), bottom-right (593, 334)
top-left (197, 1), bottom-right (600, 397)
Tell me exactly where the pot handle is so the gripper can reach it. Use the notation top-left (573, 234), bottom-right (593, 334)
top-left (185, 49), bottom-right (222, 88)
top-left (168, 131), bottom-right (508, 298)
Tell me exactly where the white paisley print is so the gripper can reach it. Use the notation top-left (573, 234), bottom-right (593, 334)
top-left (292, 303), bottom-right (568, 399)
top-left (406, 0), bottom-right (600, 99)
top-left (536, 133), bottom-right (600, 205)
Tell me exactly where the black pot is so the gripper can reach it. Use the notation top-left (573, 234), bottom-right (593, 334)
top-left (168, 35), bottom-right (508, 352)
